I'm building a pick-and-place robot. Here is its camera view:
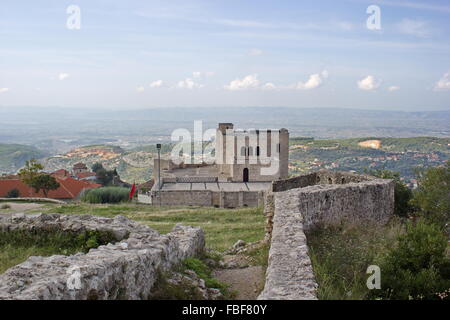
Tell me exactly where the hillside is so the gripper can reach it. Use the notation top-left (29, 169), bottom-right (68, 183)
top-left (0, 144), bottom-right (49, 174)
top-left (2, 137), bottom-right (449, 186)
top-left (288, 137), bottom-right (450, 186)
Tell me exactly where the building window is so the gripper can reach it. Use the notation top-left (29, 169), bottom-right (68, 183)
top-left (256, 146), bottom-right (260, 156)
top-left (241, 146), bottom-right (246, 156)
top-left (248, 147), bottom-right (253, 156)
top-left (277, 143), bottom-right (280, 153)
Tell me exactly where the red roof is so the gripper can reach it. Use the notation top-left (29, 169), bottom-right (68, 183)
top-left (0, 177), bottom-right (101, 199)
top-left (76, 172), bottom-right (97, 179)
top-left (52, 169), bottom-right (71, 178)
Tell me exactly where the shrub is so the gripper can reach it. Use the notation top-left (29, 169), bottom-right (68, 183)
top-left (6, 188), bottom-right (20, 198)
top-left (370, 220), bottom-right (450, 300)
top-left (1, 204), bottom-right (11, 210)
top-left (370, 169), bottom-right (413, 217)
top-left (412, 162), bottom-right (449, 227)
top-left (81, 187), bottom-right (129, 204)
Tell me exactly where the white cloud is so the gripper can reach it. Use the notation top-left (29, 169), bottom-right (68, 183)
top-left (225, 74), bottom-right (260, 91)
top-left (177, 78), bottom-right (203, 89)
top-left (58, 73), bottom-right (70, 81)
top-left (294, 70), bottom-right (329, 90)
top-left (434, 71), bottom-right (450, 91)
top-left (248, 48), bottom-right (263, 56)
top-left (149, 80), bottom-right (165, 88)
top-left (397, 19), bottom-right (430, 37)
top-left (388, 86), bottom-right (400, 92)
top-left (0, 88), bottom-right (10, 93)
top-left (357, 75), bottom-right (381, 91)
top-left (192, 71), bottom-right (215, 79)
top-left (262, 82), bottom-right (277, 90)
top-left (136, 86), bottom-right (145, 92)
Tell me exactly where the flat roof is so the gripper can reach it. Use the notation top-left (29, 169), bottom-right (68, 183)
top-left (158, 182), bottom-right (271, 192)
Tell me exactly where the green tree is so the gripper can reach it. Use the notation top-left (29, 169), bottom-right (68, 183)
top-left (91, 162), bottom-right (104, 173)
top-left (370, 169), bottom-right (413, 217)
top-left (29, 174), bottom-right (60, 197)
top-left (371, 220), bottom-right (450, 300)
top-left (95, 168), bottom-right (116, 186)
top-left (6, 188), bottom-right (20, 198)
top-left (18, 159), bottom-right (44, 186)
top-left (412, 161), bottom-right (450, 226)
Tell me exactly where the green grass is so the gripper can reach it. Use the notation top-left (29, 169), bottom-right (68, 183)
top-left (306, 220), bottom-right (403, 300)
top-left (0, 229), bottom-right (115, 274)
top-left (27, 202), bottom-right (266, 252)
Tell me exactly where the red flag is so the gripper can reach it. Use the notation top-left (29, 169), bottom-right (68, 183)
top-left (129, 183), bottom-right (136, 200)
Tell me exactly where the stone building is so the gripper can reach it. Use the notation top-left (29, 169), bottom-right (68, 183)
top-left (216, 123), bottom-right (289, 182)
top-left (147, 123), bottom-right (289, 208)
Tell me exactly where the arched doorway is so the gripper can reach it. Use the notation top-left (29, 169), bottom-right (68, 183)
top-left (243, 168), bottom-right (249, 182)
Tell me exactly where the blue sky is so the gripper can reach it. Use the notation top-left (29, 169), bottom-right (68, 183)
top-left (0, 0), bottom-right (449, 110)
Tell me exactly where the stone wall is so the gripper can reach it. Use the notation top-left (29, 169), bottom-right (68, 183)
top-left (152, 190), bottom-right (264, 208)
top-left (0, 213), bottom-right (204, 300)
top-left (259, 170), bottom-right (394, 300)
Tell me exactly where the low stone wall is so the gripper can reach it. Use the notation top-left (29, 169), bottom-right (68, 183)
top-left (259, 171), bottom-right (394, 300)
top-left (0, 213), bottom-right (204, 300)
top-left (152, 190), bottom-right (264, 208)
top-left (0, 197), bottom-right (67, 204)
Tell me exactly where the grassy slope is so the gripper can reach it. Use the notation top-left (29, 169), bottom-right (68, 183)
top-left (0, 144), bottom-right (47, 173)
top-left (28, 203), bottom-right (266, 252)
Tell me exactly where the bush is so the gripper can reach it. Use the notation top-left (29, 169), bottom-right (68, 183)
top-left (81, 187), bottom-right (129, 204)
top-left (6, 188), bottom-right (20, 198)
top-left (370, 220), bottom-right (450, 300)
top-left (412, 162), bottom-right (449, 227)
top-left (0, 204), bottom-right (11, 210)
top-left (370, 169), bottom-right (413, 217)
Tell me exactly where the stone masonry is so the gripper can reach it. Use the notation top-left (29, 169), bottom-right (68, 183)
top-left (0, 213), bottom-right (204, 300)
top-left (258, 170), bottom-right (394, 300)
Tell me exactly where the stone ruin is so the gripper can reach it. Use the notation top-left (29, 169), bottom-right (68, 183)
top-left (0, 213), bottom-right (205, 300)
top-left (258, 170), bottom-right (395, 300)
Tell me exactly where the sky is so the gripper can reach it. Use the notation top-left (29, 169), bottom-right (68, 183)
top-left (0, 0), bottom-right (450, 110)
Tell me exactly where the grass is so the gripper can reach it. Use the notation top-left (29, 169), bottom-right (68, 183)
top-left (0, 229), bottom-right (115, 274)
top-left (26, 202), bottom-right (266, 252)
top-left (305, 220), bottom-right (403, 300)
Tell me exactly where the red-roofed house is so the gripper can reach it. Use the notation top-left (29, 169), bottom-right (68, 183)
top-left (75, 171), bottom-right (97, 182)
top-left (51, 169), bottom-right (71, 178)
top-left (0, 177), bottom-right (101, 200)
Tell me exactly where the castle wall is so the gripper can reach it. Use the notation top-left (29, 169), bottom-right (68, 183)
top-left (259, 171), bottom-right (394, 300)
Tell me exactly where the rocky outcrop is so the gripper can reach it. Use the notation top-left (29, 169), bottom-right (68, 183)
top-left (0, 213), bottom-right (204, 300)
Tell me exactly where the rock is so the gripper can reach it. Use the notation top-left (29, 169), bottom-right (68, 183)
top-left (0, 213), bottom-right (205, 300)
top-left (232, 240), bottom-right (246, 250)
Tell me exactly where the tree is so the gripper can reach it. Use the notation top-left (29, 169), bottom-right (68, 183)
top-left (18, 159), bottom-right (44, 186)
top-left (370, 169), bottom-right (413, 217)
top-left (18, 159), bottom-right (60, 198)
top-left (91, 162), bottom-right (104, 173)
top-left (6, 188), bottom-right (20, 198)
top-left (29, 174), bottom-right (60, 197)
top-left (412, 161), bottom-right (450, 226)
top-left (95, 168), bottom-right (116, 186)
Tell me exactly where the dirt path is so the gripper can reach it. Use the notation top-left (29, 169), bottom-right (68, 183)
top-left (213, 266), bottom-right (265, 300)
top-left (0, 202), bottom-right (44, 215)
